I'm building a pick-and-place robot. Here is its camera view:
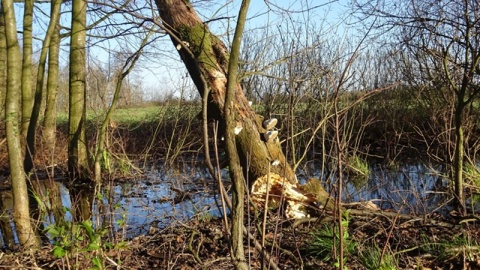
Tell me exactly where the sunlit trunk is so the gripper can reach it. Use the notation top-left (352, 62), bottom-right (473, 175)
top-left (155, 0), bottom-right (296, 186)
top-left (43, 2), bottom-right (61, 173)
top-left (223, 0), bottom-right (250, 268)
top-left (2, 0), bottom-right (39, 248)
top-left (68, 0), bottom-right (90, 181)
top-left (24, 0), bottom-right (62, 173)
top-left (453, 99), bottom-right (465, 212)
top-left (0, 5), bottom-right (6, 116)
top-left (21, 0), bottom-right (33, 137)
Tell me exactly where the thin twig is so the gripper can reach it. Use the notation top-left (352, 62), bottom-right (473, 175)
top-left (380, 204), bottom-right (403, 265)
top-left (261, 163), bottom-right (271, 269)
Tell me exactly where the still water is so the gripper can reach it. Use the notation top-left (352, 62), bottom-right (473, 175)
top-left (0, 161), bottom-right (478, 243)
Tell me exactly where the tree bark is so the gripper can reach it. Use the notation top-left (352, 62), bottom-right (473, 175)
top-left (155, 0), bottom-right (296, 186)
top-left (68, 0), bottom-right (90, 181)
top-left (2, 0), bottom-right (39, 248)
top-left (21, 0), bottom-right (33, 136)
top-left (0, 2), bottom-right (6, 117)
top-left (24, 0), bottom-right (62, 173)
top-left (43, 1), bottom-right (61, 172)
top-left (224, 1), bottom-right (250, 268)
top-left (453, 96), bottom-right (465, 212)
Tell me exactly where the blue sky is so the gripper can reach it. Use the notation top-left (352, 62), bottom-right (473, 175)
top-left (11, 0), bottom-right (351, 101)
top-left (139, 0), bottom-right (352, 99)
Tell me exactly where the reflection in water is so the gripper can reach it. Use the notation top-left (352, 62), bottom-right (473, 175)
top-left (68, 184), bottom-right (95, 222)
top-left (347, 163), bottom-right (449, 214)
top-left (0, 190), bottom-right (15, 249)
top-left (0, 161), bottom-right (478, 248)
top-left (298, 162), bottom-right (476, 215)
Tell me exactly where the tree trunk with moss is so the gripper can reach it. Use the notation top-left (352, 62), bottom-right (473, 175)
top-left (68, 0), bottom-right (90, 181)
top-left (453, 95), bottom-right (466, 212)
top-left (155, 0), bottom-right (297, 186)
top-left (155, 1), bottom-right (332, 224)
top-left (2, 0), bottom-right (39, 248)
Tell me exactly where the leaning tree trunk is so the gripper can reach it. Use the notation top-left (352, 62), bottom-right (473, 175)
top-left (155, 0), bottom-right (296, 186)
top-left (155, 0), bottom-right (334, 220)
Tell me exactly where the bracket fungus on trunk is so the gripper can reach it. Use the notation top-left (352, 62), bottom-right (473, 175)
top-left (251, 173), bottom-right (318, 219)
top-left (156, 0), bottom-right (335, 220)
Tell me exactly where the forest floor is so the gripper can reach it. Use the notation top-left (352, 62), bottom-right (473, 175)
top-left (1, 105), bottom-right (480, 269)
top-left (1, 204), bottom-right (479, 270)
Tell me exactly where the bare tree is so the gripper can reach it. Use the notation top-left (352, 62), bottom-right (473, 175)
top-left (42, 1), bottom-right (61, 170)
top-left (155, 0), bottom-right (335, 266)
top-left (24, 0), bottom-right (62, 173)
top-left (93, 30), bottom-right (152, 182)
top-left (356, 0), bottom-right (480, 211)
top-left (69, 0), bottom-right (90, 181)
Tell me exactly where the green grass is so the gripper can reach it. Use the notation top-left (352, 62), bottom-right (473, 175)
top-left (419, 233), bottom-right (479, 262)
top-left (463, 161), bottom-right (480, 188)
top-left (83, 106), bottom-right (163, 124)
top-left (56, 104), bottom-right (199, 127)
top-left (305, 214), bottom-right (356, 263)
top-left (109, 106), bottom-right (165, 124)
top-left (359, 244), bottom-right (397, 270)
top-left (346, 154), bottom-right (370, 189)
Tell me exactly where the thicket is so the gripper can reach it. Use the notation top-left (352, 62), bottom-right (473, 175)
top-left (3, 82), bottom-right (478, 175)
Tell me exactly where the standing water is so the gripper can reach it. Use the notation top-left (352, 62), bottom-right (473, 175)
top-left (0, 161), bottom-right (478, 245)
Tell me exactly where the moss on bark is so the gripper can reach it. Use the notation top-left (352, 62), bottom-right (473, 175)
top-left (178, 23), bottom-right (217, 70)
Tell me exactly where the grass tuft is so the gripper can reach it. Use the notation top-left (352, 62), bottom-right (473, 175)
top-left (359, 244), bottom-right (397, 270)
top-left (305, 219), bottom-right (356, 263)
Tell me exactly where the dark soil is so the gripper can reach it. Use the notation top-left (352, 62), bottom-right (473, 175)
top-left (1, 207), bottom-right (479, 269)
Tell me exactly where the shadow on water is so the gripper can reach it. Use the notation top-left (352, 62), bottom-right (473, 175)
top-left (0, 160), bottom-right (479, 247)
